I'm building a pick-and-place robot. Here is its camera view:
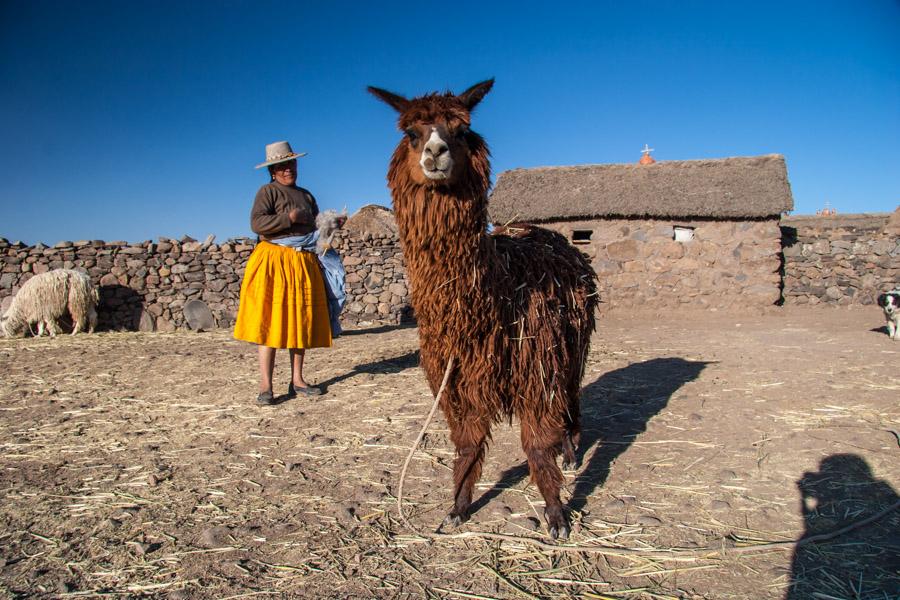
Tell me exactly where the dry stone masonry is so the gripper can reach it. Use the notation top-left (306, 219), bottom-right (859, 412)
top-left (330, 229), bottom-right (411, 326)
top-left (0, 237), bottom-right (252, 332)
top-left (544, 218), bottom-right (784, 309)
top-left (2, 209), bottom-right (897, 331)
top-left (0, 227), bottom-right (411, 332)
top-left (781, 211), bottom-right (899, 306)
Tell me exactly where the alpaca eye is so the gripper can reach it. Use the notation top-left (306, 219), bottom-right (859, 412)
top-left (456, 127), bottom-right (469, 139)
top-left (405, 129), bottom-right (419, 144)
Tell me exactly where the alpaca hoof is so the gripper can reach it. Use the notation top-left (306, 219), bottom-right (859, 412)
top-left (440, 512), bottom-right (468, 531)
top-left (545, 508), bottom-right (570, 540)
top-left (561, 458), bottom-right (577, 472)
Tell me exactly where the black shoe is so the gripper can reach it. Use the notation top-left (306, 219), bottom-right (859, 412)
top-left (288, 383), bottom-right (323, 397)
top-left (256, 391), bottom-right (276, 405)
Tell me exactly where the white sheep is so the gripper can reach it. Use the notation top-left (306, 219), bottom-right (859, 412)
top-left (1, 269), bottom-right (99, 337)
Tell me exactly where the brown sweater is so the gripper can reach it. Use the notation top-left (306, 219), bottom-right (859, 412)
top-left (250, 182), bottom-right (319, 240)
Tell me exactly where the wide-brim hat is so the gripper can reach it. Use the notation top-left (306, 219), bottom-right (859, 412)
top-left (255, 140), bottom-right (308, 169)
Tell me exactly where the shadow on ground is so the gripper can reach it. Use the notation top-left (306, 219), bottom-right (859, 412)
top-left (472, 357), bottom-right (709, 517)
top-left (571, 357), bottom-right (709, 511)
top-left (317, 350), bottom-right (420, 391)
top-left (786, 453), bottom-right (900, 600)
top-left (341, 320), bottom-right (417, 337)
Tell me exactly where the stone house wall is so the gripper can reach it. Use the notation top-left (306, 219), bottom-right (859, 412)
top-left (543, 217), bottom-right (783, 309)
top-left (781, 213), bottom-right (899, 306)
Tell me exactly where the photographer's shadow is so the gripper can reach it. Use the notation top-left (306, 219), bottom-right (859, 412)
top-left (786, 453), bottom-right (900, 599)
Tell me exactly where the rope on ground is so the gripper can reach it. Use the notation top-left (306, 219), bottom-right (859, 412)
top-left (397, 356), bottom-right (455, 534)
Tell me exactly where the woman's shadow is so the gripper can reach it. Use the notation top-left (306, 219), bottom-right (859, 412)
top-left (471, 357), bottom-right (708, 515)
top-left (786, 453), bottom-right (900, 599)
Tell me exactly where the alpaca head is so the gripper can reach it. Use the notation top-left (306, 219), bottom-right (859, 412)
top-left (368, 79), bottom-right (494, 190)
top-left (0, 311), bottom-right (25, 338)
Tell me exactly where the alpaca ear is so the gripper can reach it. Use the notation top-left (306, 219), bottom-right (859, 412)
top-left (367, 86), bottom-right (411, 113)
top-left (458, 78), bottom-right (494, 111)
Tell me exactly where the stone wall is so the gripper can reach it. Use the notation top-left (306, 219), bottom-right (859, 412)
top-left (4, 210), bottom-right (896, 330)
top-left (0, 230), bottom-right (412, 333)
top-left (781, 212), bottom-right (899, 306)
top-left (0, 237), bottom-right (253, 332)
top-left (331, 230), bottom-right (411, 326)
top-left (543, 217), bottom-right (784, 309)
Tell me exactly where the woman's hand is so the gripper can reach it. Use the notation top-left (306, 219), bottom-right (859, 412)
top-left (336, 216), bottom-right (347, 228)
top-left (288, 208), bottom-right (303, 223)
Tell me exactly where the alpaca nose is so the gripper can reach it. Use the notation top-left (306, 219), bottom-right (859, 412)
top-left (424, 135), bottom-right (448, 158)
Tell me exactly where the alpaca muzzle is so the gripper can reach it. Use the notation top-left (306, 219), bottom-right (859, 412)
top-left (420, 128), bottom-right (453, 180)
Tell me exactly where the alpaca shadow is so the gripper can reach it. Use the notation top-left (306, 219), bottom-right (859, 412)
top-left (471, 358), bottom-right (708, 517)
top-left (786, 453), bottom-right (900, 600)
top-left (97, 284), bottom-right (144, 331)
top-left (316, 350), bottom-right (420, 390)
top-left (469, 462), bottom-right (530, 515)
top-left (340, 320), bottom-right (417, 337)
top-left (571, 357), bottom-right (709, 513)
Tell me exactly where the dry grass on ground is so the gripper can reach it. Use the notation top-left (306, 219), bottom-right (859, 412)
top-left (0, 306), bottom-right (897, 599)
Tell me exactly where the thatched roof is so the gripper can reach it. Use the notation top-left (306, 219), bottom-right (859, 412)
top-left (489, 154), bottom-right (793, 223)
top-left (345, 204), bottom-right (397, 236)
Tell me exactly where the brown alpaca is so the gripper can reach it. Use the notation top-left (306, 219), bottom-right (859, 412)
top-left (369, 79), bottom-right (598, 538)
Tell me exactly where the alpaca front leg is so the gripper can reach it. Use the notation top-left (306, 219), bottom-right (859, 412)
top-left (443, 419), bottom-right (490, 529)
top-left (889, 320), bottom-right (898, 340)
top-left (45, 319), bottom-right (61, 337)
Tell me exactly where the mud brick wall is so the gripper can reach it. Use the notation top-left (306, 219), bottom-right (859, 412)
top-left (0, 231), bottom-right (412, 332)
top-left (543, 218), bottom-right (784, 309)
top-left (781, 213), bottom-right (899, 306)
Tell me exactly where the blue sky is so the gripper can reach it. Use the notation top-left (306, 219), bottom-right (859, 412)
top-left (1, 1), bottom-right (898, 245)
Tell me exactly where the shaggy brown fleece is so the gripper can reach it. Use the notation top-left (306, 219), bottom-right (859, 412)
top-left (370, 80), bottom-right (598, 538)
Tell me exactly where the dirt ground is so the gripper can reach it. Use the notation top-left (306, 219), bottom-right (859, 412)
top-left (0, 306), bottom-right (898, 599)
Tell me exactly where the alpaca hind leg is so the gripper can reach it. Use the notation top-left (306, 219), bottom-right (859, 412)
top-left (521, 417), bottom-right (569, 539)
top-left (561, 434), bottom-right (577, 472)
top-left (562, 394), bottom-right (581, 470)
top-left (443, 418), bottom-right (491, 529)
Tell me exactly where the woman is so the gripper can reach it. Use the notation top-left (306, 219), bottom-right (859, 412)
top-left (233, 140), bottom-right (333, 405)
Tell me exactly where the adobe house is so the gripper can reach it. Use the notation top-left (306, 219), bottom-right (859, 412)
top-left (488, 153), bottom-right (794, 309)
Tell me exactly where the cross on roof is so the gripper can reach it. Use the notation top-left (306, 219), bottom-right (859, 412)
top-left (641, 144), bottom-right (654, 155)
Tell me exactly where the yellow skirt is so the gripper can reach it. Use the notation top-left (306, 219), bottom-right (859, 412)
top-left (233, 241), bottom-right (332, 349)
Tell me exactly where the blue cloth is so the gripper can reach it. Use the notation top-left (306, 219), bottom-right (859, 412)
top-left (271, 232), bottom-right (346, 337)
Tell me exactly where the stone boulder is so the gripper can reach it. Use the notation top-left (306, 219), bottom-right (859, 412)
top-left (183, 300), bottom-right (216, 331)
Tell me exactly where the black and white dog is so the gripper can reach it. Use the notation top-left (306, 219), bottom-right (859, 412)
top-left (877, 289), bottom-right (900, 340)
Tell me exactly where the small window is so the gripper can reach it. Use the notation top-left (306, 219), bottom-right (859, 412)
top-left (674, 226), bottom-right (694, 243)
top-left (572, 230), bottom-right (593, 245)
